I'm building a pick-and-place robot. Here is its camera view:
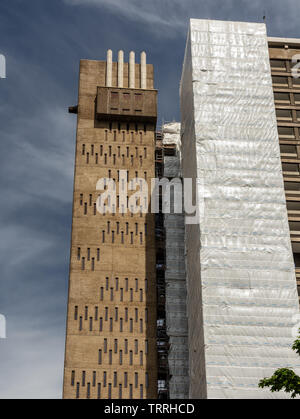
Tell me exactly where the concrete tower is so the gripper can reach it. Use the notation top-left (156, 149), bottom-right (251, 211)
top-left (63, 50), bottom-right (158, 399)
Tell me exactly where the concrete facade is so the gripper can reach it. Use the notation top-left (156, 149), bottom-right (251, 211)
top-left (63, 53), bottom-right (158, 399)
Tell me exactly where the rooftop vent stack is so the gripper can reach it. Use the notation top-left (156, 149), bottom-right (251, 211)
top-left (141, 51), bottom-right (147, 89)
top-left (118, 50), bottom-right (124, 88)
top-left (129, 51), bottom-right (135, 89)
top-left (106, 49), bottom-right (113, 87)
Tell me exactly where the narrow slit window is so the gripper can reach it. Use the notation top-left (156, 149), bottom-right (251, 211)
top-left (145, 373), bottom-right (149, 389)
top-left (74, 306), bottom-right (78, 320)
top-left (71, 370), bottom-right (75, 386)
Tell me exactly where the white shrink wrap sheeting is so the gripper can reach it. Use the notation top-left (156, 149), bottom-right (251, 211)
top-left (162, 122), bottom-right (181, 152)
top-left (180, 19), bottom-right (300, 399)
top-left (163, 123), bottom-right (189, 398)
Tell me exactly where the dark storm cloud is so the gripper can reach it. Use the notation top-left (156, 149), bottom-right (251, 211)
top-left (0, 0), bottom-right (299, 398)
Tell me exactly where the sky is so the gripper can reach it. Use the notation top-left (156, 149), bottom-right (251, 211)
top-left (1, 0), bottom-right (300, 399)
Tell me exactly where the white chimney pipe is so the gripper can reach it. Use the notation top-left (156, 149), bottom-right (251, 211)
top-left (141, 51), bottom-right (147, 89)
top-left (118, 50), bottom-right (124, 88)
top-left (129, 51), bottom-right (135, 89)
top-left (106, 49), bottom-right (113, 87)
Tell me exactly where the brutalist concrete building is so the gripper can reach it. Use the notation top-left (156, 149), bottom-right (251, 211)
top-left (63, 18), bottom-right (300, 399)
